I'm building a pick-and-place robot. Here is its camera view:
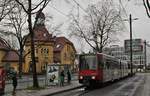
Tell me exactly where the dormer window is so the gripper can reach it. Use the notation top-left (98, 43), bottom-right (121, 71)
top-left (56, 44), bottom-right (61, 48)
top-left (43, 33), bottom-right (46, 37)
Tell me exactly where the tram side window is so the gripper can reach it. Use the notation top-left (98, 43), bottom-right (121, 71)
top-left (113, 61), bottom-right (119, 69)
top-left (109, 60), bottom-right (113, 69)
top-left (106, 59), bottom-right (117, 69)
top-left (106, 59), bottom-right (111, 69)
top-left (112, 60), bottom-right (119, 69)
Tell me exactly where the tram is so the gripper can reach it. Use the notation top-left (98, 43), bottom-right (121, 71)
top-left (78, 53), bottom-right (131, 87)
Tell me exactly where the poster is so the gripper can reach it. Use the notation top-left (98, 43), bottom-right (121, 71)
top-left (47, 65), bottom-right (59, 85)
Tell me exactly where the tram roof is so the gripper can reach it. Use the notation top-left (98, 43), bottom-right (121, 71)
top-left (80, 52), bottom-right (127, 63)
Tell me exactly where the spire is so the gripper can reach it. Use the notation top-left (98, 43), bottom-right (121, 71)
top-left (36, 10), bottom-right (45, 20)
top-left (34, 10), bottom-right (45, 26)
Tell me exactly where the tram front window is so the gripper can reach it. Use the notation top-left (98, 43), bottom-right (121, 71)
top-left (79, 55), bottom-right (97, 70)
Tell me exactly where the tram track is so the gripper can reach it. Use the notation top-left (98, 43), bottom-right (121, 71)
top-left (50, 86), bottom-right (94, 96)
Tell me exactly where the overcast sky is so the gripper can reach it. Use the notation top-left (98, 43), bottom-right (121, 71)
top-left (43, 0), bottom-right (150, 52)
top-left (124, 0), bottom-right (150, 42)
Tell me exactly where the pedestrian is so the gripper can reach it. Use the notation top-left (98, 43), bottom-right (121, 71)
top-left (60, 70), bottom-right (65, 86)
top-left (67, 70), bottom-right (71, 84)
top-left (11, 68), bottom-right (18, 95)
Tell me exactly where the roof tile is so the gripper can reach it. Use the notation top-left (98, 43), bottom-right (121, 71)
top-left (2, 50), bottom-right (19, 62)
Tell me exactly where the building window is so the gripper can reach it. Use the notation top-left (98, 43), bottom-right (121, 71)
top-left (41, 48), bottom-right (43, 53)
top-left (56, 44), bottom-right (61, 48)
top-left (44, 48), bottom-right (49, 54)
top-left (36, 48), bottom-right (38, 53)
top-left (64, 53), bottom-right (67, 60)
top-left (41, 48), bottom-right (49, 55)
top-left (41, 48), bottom-right (48, 53)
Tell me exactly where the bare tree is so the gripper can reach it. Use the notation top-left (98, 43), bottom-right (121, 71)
top-left (0, 0), bottom-right (16, 34)
top-left (143, 0), bottom-right (150, 18)
top-left (45, 14), bottom-right (63, 36)
top-left (2, 1), bottom-right (62, 78)
top-left (14, 0), bottom-right (52, 88)
top-left (2, 1), bottom-right (28, 78)
top-left (0, 0), bottom-right (15, 22)
top-left (69, 1), bottom-right (124, 53)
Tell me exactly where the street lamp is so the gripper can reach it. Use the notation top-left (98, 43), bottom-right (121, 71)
top-left (124, 14), bottom-right (138, 75)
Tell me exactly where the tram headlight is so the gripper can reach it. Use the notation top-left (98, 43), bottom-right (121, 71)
top-left (91, 76), bottom-right (96, 79)
top-left (79, 76), bottom-right (83, 79)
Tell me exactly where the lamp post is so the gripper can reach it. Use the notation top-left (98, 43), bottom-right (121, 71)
top-left (130, 14), bottom-right (139, 75)
top-left (129, 14), bottom-right (133, 75)
top-left (124, 14), bottom-right (138, 75)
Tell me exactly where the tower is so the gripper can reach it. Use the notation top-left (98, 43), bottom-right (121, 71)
top-left (35, 11), bottom-right (45, 26)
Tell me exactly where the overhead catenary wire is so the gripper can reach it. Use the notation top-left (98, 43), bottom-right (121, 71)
top-left (49, 5), bottom-right (69, 18)
top-left (71, 0), bottom-right (89, 15)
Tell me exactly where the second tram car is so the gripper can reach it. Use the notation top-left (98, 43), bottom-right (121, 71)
top-left (78, 53), bottom-right (131, 87)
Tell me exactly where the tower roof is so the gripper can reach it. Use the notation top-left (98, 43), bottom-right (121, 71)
top-left (33, 26), bottom-right (52, 41)
top-left (25, 11), bottom-right (53, 43)
top-left (36, 11), bottom-right (45, 20)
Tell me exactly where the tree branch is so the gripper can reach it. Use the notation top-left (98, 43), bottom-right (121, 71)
top-left (14, 0), bottom-right (28, 13)
top-left (143, 0), bottom-right (150, 18)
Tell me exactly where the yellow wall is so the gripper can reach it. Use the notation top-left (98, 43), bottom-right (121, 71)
top-left (0, 50), bottom-right (19, 72)
top-left (24, 42), bottom-right (54, 73)
top-left (0, 50), bottom-right (6, 66)
top-left (24, 40), bottom-right (76, 73)
top-left (61, 44), bottom-right (76, 65)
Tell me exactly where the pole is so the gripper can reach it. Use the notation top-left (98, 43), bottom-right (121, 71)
top-left (45, 63), bottom-right (48, 86)
top-left (129, 14), bottom-right (133, 75)
top-left (140, 56), bottom-right (141, 72)
top-left (144, 40), bottom-right (147, 72)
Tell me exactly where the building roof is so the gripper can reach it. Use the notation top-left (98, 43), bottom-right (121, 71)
top-left (2, 50), bottom-right (19, 62)
top-left (36, 11), bottom-right (45, 20)
top-left (54, 37), bottom-right (75, 52)
top-left (33, 26), bottom-right (53, 41)
top-left (25, 26), bottom-right (54, 43)
top-left (25, 11), bottom-right (53, 43)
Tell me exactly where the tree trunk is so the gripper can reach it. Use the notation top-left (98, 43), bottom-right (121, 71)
top-left (28, 0), bottom-right (39, 88)
top-left (18, 46), bottom-right (23, 78)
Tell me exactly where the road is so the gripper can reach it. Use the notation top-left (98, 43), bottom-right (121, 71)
top-left (133, 73), bottom-right (150, 96)
top-left (52, 73), bottom-right (145, 96)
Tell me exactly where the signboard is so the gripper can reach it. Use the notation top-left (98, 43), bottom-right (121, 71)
top-left (124, 39), bottom-right (144, 53)
top-left (46, 64), bottom-right (71, 85)
top-left (47, 65), bottom-right (59, 85)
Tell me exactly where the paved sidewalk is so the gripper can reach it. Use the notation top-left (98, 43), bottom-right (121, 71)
top-left (133, 73), bottom-right (150, 96)
top-left (3, 80), bottom-right (83, 96)
top-left (6, 75), bottom-right (46, 84)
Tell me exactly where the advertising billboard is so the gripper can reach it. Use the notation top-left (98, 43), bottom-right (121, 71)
top-left (124, 39), bottom-right (144, 53)
top-left (47, 65), bottom-right (59, 85)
